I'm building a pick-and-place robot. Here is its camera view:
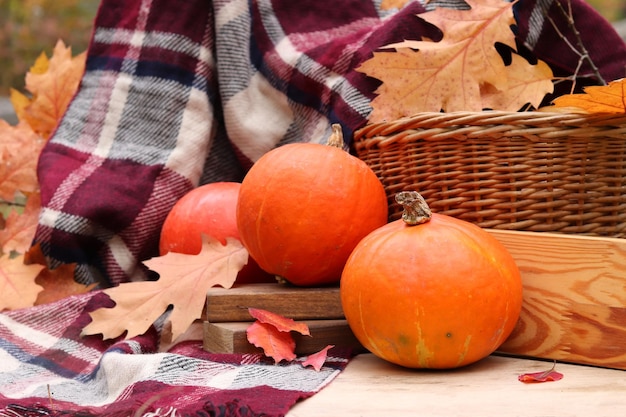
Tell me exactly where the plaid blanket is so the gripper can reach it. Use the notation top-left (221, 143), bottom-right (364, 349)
top-left (32, 0), bottom-right (626, 287)
top-left (0, 291), bottom-right (351, 416)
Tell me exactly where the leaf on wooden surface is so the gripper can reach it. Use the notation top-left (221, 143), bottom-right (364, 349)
top-left (248, 307), bottom-right (311, 336)
top-left (82, 236), bottom-right (248, 341)
top-left (0, 254), bottom-right (45, 311)
top-left (0, 192), bottom-right (41, 254)
top-left (246, 321), bottom-right (297, 364)
top-left (551, 78), bottom-right (626, 114)
top-left (11, 40), bottom-right (86, 139)
top-left (358, 0), bottom-right (553, 121)
top-left (302, 345), bottom-right (335, 372)
top-left (518, 362), bottom-right (564, 383)
top-left (0, 122), bottom-right (45, 201)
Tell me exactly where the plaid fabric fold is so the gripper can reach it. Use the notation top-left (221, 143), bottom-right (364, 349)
top-left (32, 0), bottom-right (626, 286)
top-left (0, 292), bottom-right (352, 417)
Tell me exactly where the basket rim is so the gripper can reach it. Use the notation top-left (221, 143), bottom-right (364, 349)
top-left (353, 110), bottom-right (626, 144)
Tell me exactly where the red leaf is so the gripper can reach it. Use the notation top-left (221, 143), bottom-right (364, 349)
top-left (248, 307), bottom-right (310, 336)
top-left (246, 321), bottom-right (296, 363)
top-left (518, 362), bottom-right (564, 383)
top-left (302, 345), bottom-right (334, 372)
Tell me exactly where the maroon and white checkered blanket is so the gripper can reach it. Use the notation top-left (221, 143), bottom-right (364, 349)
top-left (2, 1), bottom-right (624, 416)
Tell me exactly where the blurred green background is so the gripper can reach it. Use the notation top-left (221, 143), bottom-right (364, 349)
top-left (0, 0), bottom-right (624, 96)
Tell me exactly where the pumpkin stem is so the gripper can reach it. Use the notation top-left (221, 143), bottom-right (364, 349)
top-left (327, 124), bottom-right (345, 149)
top-left (396, 191), bottom-right (432, 225)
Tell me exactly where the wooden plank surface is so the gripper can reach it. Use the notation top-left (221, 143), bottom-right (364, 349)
top-left (203, 320), bottom-right (364, 355)
top-left (488, 230), bottom-right (626, 370)
top-left (205, 284), bottom-right (343, 322)
top-left (288, 353), bottom-right (626, 417)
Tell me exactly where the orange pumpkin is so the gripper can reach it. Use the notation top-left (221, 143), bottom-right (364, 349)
top-left (236, 124), bottom-right (388, 286)
top-left (340, 191), bottom-right (523, 369)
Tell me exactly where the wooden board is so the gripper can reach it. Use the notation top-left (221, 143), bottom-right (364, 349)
top-left (488, 229), bottom-right (626, 370)
top-left (204, 283), bottom-right (343, 322)
top-left (203, 320), bottom-right (364, 355)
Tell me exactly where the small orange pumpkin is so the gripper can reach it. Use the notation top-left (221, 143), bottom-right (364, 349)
top-left (340, 191), bottom-right (523, 369)
top-left (236, 124), bottom-right (388, 286)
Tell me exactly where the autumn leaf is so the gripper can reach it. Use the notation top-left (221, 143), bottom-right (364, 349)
top-left (518, 362), bottom-right (564, 383)
top-left (247, 321), bottom-right (297, 363)
top-left (246, 308), bottom-right (311, 364)
top-left (302, 345), bottom-right (335, 372)
top-left (0, 122), bottom-right (45, 201)
top-left (0, 192), bottom-right (41, 254)
top-left (248, 307), bottom-right (311, 336)
top-left (82, 236), bottom-right (248, 341)
top-left (551, 78), bottom-right (626, 114)
top-left (0, 255), bottom-right (45, 311)
top-left (380, 0), bottom-right (411, 10)
top-left (11, 40), bottom-right (86, 139)
top-left (358, 0), bottom-right (553, 121)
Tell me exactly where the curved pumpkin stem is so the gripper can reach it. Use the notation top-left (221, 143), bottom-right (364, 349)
top-left (396, 191), bottom-right (432, 225)
top-left (327, 124), bottom-right (345, 149)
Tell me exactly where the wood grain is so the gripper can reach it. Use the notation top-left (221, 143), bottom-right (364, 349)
top-left (203, 320), bottom-right (364, 355)
top-left (489, 230), bottom-right (626, 369)
top-left (205, 283), bottom-right (344, 322)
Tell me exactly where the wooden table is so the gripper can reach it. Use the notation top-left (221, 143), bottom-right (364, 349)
top-left (288, 353), bottom-right (626, 416)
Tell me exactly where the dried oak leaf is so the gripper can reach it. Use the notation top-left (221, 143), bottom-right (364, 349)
top-left (302, 345), bottom-right (335, 372)
top-left (358, 0), bottom-right (553, 121)
top-left (11, 40), bottom-right (86, 139)
top-left (82, 236), bottom-right (248, 341)
top-left (246, 308), bottom-right (311, 364)
top-left (551, 78), bottom-right (626, 114)
top-left (0, 254), bottom-right (45, 311)
top-left (0, 121), bottom-right (45, 201)
top-left (0, 192), bottom-right (41, 254)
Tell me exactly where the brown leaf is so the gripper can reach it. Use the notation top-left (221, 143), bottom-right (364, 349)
top-left (358, 0), bottom-right (552, 121)
top-left (81, 236), bottom-right (248, 341)
top-left (16, 40), bottom-right (86, 139)
top-left (35, 263), bottom-right (96, 306)
top-left (0, 192), bottom-right (41, 254)
top-left (380, 0), bottom-right (411, 10)
top-left (246, 321), bottom-right (297, 363)
top-left (248, 307), bottom-right (311, 336)
top-left (0, 254), bottom-right (45, 311)
top-left (302, 345), bottom-right (334, 372)
top-left (551, 78), bottom-right (626, 114)
top-left (0, 121), bottom-right (45, 201)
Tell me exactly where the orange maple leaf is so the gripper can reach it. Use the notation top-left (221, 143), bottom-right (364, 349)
top-left (380, 0), bottom-right (411, 10)
top-left (302, 345), bottom-right (335, 372)
top-left (0, 192), bottom-right (41, 254)
top-left (0, 121), bottom-right (45, 201)
top-left (81, 236), bottom-right (248, 341)
top-left (11, 40), bottom-right (86, 139)
top-left (550, 78), bottom-right (626, 114)
top-left (0, 255), bottom-right (45, 311)
top-left (246, 308), bottom-right (311, 364)
top-left (358, 0), bottom-right (553, 121)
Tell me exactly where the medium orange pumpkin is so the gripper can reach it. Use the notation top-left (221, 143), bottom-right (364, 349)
top-left (341, 191), bottom-right (523, 369)
top-left (236, 124), bottom-right (388, 286)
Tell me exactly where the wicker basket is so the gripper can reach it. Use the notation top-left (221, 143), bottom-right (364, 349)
top-left (353, 111), bottom-right (626, 238)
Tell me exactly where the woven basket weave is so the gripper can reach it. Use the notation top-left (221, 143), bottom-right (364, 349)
top-left (353, 111), bottom-right (626, 238)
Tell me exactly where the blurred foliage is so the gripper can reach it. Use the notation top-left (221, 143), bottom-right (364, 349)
top-left (0, 0), bottom-right (99, 95)
top-left (587, 0), bottom-right (626, 22)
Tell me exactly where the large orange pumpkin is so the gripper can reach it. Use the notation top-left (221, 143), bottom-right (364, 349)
top-left (236, 124), bottom-right (388, 286)
top-left (340, 191), bottom-right (523, 369)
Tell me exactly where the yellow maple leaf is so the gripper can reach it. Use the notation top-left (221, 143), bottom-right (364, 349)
top-left (11, 40), bottom-right (86, 139)
top-left (82, 236), bottom-right (249, 341)
top-left (358, 0), bottom-right (553, 121)
top-left (550, 78), bottom-right (626, 114)
top-left (0, 121), bottom-right (45, 201)
top-left (0, 255), bottom-right (45, 311)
